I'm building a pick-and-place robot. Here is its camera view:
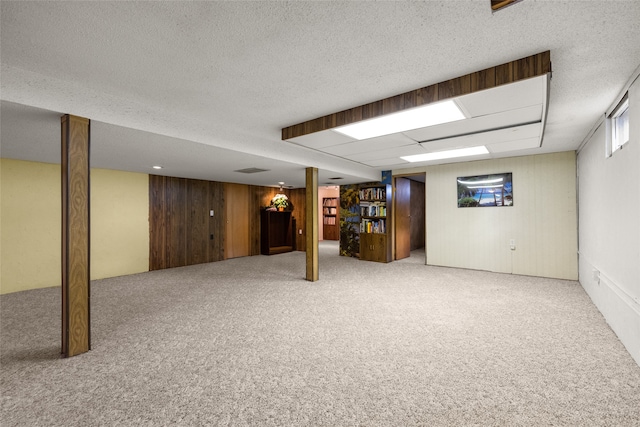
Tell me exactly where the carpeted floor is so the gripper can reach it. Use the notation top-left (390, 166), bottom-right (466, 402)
top-left (2, 241), bottom-right (639, 426)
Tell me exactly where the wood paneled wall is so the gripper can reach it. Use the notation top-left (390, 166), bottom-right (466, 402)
top-left (288, 188), bottom-right (306, 251)
top-left (409, 179), bottom-right (425, 251)
top-left (149, 175), bottom-right (224, 270)
top-left (282, 51), bottom-right (551, 140)
top-left (150, 176), bottom-right (306, 270)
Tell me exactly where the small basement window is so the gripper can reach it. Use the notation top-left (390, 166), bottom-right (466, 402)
top-left (607, 94), bottom-right (629, 156)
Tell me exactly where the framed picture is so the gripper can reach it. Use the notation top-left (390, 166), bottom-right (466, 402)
top-left (457, 172), bottom-right (513, 208)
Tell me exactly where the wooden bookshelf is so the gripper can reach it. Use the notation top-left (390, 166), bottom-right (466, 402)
top-left (322, 197), bottom-right (339, 241)
top-left (359, 184), bottom-right (392, 263)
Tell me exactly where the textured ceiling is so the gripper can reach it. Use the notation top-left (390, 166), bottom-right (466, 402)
top-left (1, 1), bottom-right (639, 187)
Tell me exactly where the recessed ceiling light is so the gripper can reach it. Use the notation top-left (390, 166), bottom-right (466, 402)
top-left (333, 100), bottom-right (465, 140)
top-left (401, 146), bottom-right (489, 163)
top-left (152, 165), bottom-right (163, 169)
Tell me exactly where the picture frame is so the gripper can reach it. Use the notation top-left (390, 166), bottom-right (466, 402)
top-left (457, 172), bottom-right (513, 208)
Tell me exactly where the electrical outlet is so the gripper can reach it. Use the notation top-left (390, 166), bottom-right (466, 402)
top-left (592, 269), bottom-right (600, 284)
top-left (509, 239), bottom-right (516, 250)
top-left (299, 229), bottom-right (303, 235)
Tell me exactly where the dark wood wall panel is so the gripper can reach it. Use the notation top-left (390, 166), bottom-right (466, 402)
top-left (494, 62), bottom-right (514, 86)
top-left (209, 181), bottom-right (224, 262)
top-left (438, 74), bottom-right (471, 100)
top-left (409, 179), bottom-right (426, 251)
top-left (149, 175), bottom-right (167, 270)
top-left (167, 177), bottom-right (186, 268)
top-left (150, 176), bottom-right (226, 270)
top-left (187, 179), bottom-right (209, 265)
top-left (288, 188), bottom-right (306, 251)
top-left (282, 51), bottom-right (551, 140)
top-left (470, 67), bottom-right (496, 92)
top-left (150, 176), bottom-right (306, 270)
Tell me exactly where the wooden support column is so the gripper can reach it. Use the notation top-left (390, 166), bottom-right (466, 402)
top-left (61, 114), bottom-right (91, 357)
top-left (305, 167), bottom-right (319, 281)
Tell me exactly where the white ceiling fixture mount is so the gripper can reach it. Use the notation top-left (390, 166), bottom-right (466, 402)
top-left (333, 100), bottom-right (466, 141)
top-left (283, 51), bottom-right (552, 170)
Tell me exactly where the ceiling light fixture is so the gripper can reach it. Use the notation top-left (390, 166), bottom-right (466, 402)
top-left (466, 184), bottom-right (504, 189)
top-left (333, 100), bottom-right (466, 140)
top-left (457, 177), bottom-right (503, 185)
top-left (152, 165), bottom-right (163, 169)
top-left (401, 146), bottom-right (489, 163)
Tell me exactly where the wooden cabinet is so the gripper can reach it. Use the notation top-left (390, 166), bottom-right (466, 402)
top-left (260, 210), bottom-right (293, 255)
top-left (359, 184), bottom-right (392, 263)
top-left (360, 233), bottom-right (390, 262)
top-left (322, 197), bottom-right (339, 241)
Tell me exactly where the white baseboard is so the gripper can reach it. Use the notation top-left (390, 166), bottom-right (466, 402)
top-left (579, 257), bottom-right (640, 367)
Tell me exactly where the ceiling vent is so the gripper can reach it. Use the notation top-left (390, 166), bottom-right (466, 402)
top-left (234, 167), bottom-right (270, 174)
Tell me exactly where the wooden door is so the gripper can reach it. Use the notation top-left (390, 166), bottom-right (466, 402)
top-left (409, 179), bottom-right (426, 251)
top-left (359, 233), bottom-right (372, 261)
top-left (224, 183), bottom-right (250, 259)
top-left (395, 177), bottom-right (411, 260)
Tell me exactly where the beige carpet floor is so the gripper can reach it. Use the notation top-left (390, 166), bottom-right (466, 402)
top-left (2, 241), bottom-right (639, 426)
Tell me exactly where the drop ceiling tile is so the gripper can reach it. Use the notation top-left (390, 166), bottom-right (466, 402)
top-left (363, 158), bottom-right (412, 167)
top-left (344, 143), bottom-right (426, 162)
top-left (486, 137), bottom-right (541, 153)
top-left (404, 104), bottom-right (542, 142)
top-left (323, 133), bottom-right (416, 156)
top-left (287, 129), bottom-right (353, 149)
top-left (420, 122), bottom-right (542, 152)
top-left (456, 75), bottom-right (546, 118)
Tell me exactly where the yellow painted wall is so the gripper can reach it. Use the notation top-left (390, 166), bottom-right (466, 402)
top-left (90, 168), bottom-right (149, 280)
top-left (0, 159), bottom-right (149, 294)
top-left (1, 159), bottom-right (61, 294)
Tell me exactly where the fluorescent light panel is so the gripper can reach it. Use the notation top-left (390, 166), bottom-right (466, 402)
top-left (457, 177), bottom-right (503, 185)
top-left (467, 184), bottom-right (504, 189)
top-left (333, 100), bottom-right (465, 140)
top-left (401, 146), bottom-right (488, 163)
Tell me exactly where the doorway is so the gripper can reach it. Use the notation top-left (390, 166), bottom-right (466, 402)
top-left (318, 185), bottom-right (340, 241)
top-left (394, 174), bottom-right (426, 261)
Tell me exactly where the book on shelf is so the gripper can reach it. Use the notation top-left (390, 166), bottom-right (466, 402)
top-left (323, 198), bottom-right (338, 207)
top-left (359, 187), bottom-right (385, 200)
top-left (360, 218), bottom-right (386, 234)
top-left (359, 201), bottom-right (386, 217)
top-left (324, 217), bottom-right (336, 225)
